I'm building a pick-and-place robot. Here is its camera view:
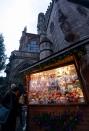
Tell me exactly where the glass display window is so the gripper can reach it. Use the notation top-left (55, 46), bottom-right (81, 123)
top-left (28, 64), bottom-right (85, 104)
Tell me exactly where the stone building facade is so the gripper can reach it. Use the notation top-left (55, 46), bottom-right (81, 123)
top-left (5, 27), bottom-right (40, 83)
top-left (37, 0), bottom-right (89, 98)
top-left (6, 0), bottom-right (89, 86)
top-left (38, 0), bottom-right (89, 53)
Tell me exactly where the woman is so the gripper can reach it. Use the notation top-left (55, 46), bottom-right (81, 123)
top-left (1, 83), bottom-right (20, 131)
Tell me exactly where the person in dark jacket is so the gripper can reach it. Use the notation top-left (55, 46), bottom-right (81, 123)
top-left (1, 83), bottom-right (20, 131)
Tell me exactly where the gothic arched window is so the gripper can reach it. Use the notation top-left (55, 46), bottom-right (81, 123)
top-left (27, 41), bottom-right (40, 52)
top-left (58, 9), bottom-right (67, 23)
top-left (50, 22), bottom-right (54, 34)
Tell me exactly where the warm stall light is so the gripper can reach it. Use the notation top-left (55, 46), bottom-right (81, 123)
top-left (28, 64), bottom-right (85, 104)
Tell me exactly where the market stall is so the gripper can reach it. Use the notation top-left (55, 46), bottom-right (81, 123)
top-left (27, 64), bottom-right (85, 105)
top-left (25, 62), bottom-right (86, 130)
top-left (18, 38), bottom-right (89, 131)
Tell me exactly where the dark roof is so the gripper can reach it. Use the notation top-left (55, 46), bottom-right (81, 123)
top-left (26, 33), bottom-right (40, 39)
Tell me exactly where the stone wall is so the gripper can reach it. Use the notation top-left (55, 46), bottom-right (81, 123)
top-left (46, 0), bottom-right (89, 53)
top-left (6, 29), bottom-right (40, 83)
top-left (7, 50), bottom-right (39, 83)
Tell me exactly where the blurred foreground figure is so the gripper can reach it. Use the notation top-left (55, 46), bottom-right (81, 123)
top-left (18, 84), bottom-right (27, 131)
top-left (1, 83), bottom-right (20, 131)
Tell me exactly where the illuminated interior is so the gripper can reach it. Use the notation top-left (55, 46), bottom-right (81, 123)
top-left (28, 64), bottom-right (85, 104)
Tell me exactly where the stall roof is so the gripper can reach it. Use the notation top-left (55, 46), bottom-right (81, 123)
top-left (18, 37), bottom-right (89, 75)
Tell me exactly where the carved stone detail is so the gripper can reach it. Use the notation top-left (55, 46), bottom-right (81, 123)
top-left (58, 9), bottom-right (67, 23)
top-left (50, 22), bottom-right (54, 33)
top-left (77, 5), bottom-right (87, 17)
top-left (37, 13), bottom-right (47, 35)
